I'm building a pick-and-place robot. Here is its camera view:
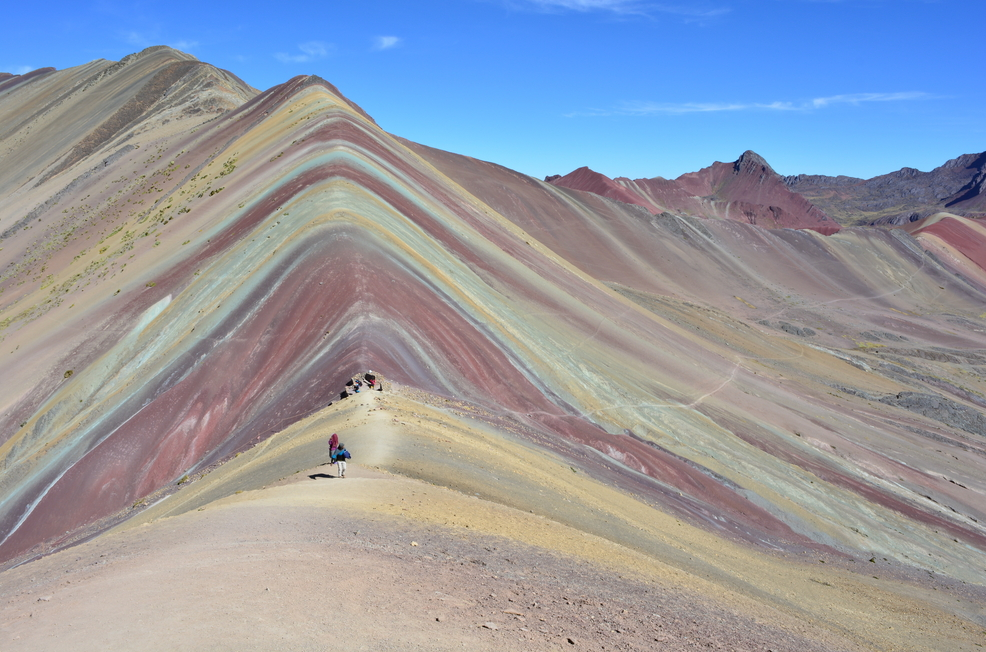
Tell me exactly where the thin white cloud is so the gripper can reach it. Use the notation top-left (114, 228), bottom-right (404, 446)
top-left (6, 65), bottom-right (35, 75)
top-left (568, 101), bottom-right (788, 116)
top-left (527, 0), bottom-right (644, 10)
top-left (758, 101), bottom-right (798, 111)
top-left (274, 41), bottom-right (333, 64)
top-left (649, 3), bottom-right (730, 18)
top-left (169, 40), bottom-right (199, 52)
top-left (811, 91), bottom-right (929, 108)
top-left (121, 31), bottom-right (197, 53)
top-left (124, 31), bottom-right (150, 48)
top-left (571, 92), bottom-right (929, 117)
top-left (373, 36), bottom-right (402, 50)
top-left (515, 0), bottom-right (728, 18)
top-left (630, 102), bottom-right (742, 114)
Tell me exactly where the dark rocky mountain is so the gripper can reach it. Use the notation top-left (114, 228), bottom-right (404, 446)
top-left (785, 152), bottom-right (986, 225)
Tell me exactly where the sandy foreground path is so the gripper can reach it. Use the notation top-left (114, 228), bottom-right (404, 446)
top-left (0, 388), bottom-right (982, 651)
top-left (0, 469), bottom-right (857, 652)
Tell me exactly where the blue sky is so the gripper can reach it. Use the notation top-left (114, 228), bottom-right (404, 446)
top-left (2, 0), bottom-right (983, 181)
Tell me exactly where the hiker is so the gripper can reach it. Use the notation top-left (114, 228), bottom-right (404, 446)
top-left (365, 370), bottom-right (376, 390)
top-left (353, 378), bottom-right (362, 393)
top-left (333, 443), bottom-right (351, 477)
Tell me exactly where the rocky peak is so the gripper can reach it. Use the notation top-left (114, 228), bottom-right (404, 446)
top-left (783, 151), bottom-right (986, 224)
top-left (549, 153), bottom-right (838, 234)
top-left (734, 150), bottom-right (774, 176)
top-left (940, 151), bottom-right (986, 170)
top-left (890, 167), bottom-right (922, 179)
top-left (782, 174), bottom-right (862, 188)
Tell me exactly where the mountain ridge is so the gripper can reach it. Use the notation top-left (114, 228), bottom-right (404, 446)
top-left (547, 150), bottom-right (841, 234)
top-left (784, 151), bottom-right (986, 225)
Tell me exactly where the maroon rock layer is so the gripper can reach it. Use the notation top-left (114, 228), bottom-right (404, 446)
top-left (548, 151), bottom-right (841, 234)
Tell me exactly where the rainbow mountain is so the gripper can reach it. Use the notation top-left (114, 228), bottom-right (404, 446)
top-left (1, 46), bottom-right (985, 651)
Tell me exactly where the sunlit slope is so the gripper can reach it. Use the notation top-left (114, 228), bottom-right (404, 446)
top-left (906, 213), bottom-right (986, 287)
top-left (0, 49), bottom-right (984, 600)
top-left (0, 73), bottom-right (812, 565)
top-left (1, 73), bottom-right (787, 563)
top-left (91, 388), bottom-right (980, 652)
top-left (0, 46), bottom-right (255, 200)
top-left (406, 140), bottom-right (986, 581)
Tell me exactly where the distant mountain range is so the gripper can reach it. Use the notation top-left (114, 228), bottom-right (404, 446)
top-left (548, 150), bottom-right (986, 230)
top-left (547, 151), bottom-right (842, 234)
top-left (785, 152), bottom-right (986, 225)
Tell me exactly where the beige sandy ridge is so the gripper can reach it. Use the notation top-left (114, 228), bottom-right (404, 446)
top-left (1, 385), bottom-right (982, 651)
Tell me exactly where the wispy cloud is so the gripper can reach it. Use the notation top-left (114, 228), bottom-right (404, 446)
top-left (122, 31), bottom-right (197, 53)
top-left (524, 0), bottom-right (647, 11)
top-left (274, 41), bottom-right (333, 64)
top-left (124, 31), bottom-right (151, 48)
top-left (569, 92), bottom-right (930, 117)
top-left (169, 40), bottom-right (199, 52)
top-left (647, 3), bottom-right (730, 18)
top-left (568, 101), bottom-right (788, 116)
top-left (513, 0), bottom-right (728, 18)
top-left (372, 36), bottom-right (402, 50)
top-left (630, 101), bottom-right (793, 114)
top-left (811, 92), bottom-right (929, 108)
top-left (6, 65), bottom-right (35, 75)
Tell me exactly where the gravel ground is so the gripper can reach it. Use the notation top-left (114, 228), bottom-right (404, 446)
top-left (2, 387), bottom-right (982, 652)
top-left (0, 473), bottom-right (863, 652)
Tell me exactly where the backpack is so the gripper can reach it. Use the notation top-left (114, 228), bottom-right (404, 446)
top-left (334, 449), bottom-right (351, 461)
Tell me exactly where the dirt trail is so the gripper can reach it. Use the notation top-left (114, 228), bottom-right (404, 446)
top-left (1, 386), bottom-right (982, 651)
top-left (0, 469), bottom-right (863, 652)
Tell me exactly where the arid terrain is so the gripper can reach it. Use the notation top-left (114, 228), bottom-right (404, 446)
top-left (1, 47), bottom-right (985, 650)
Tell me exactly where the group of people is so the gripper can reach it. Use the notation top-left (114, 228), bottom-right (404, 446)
top-left (327, 370), bottom-right (381, 479)
top-left (339, 370), bottom-right (380, 399)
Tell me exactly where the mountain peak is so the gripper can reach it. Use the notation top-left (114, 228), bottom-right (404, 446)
top-left (118, 45), bottom-right (199, 66)
top-left (547, 153), bottom-right (838, 233)
top-left (940, 151), bottom-right (986, 171)
top-left (734, 150), bottom-right (774, 175)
